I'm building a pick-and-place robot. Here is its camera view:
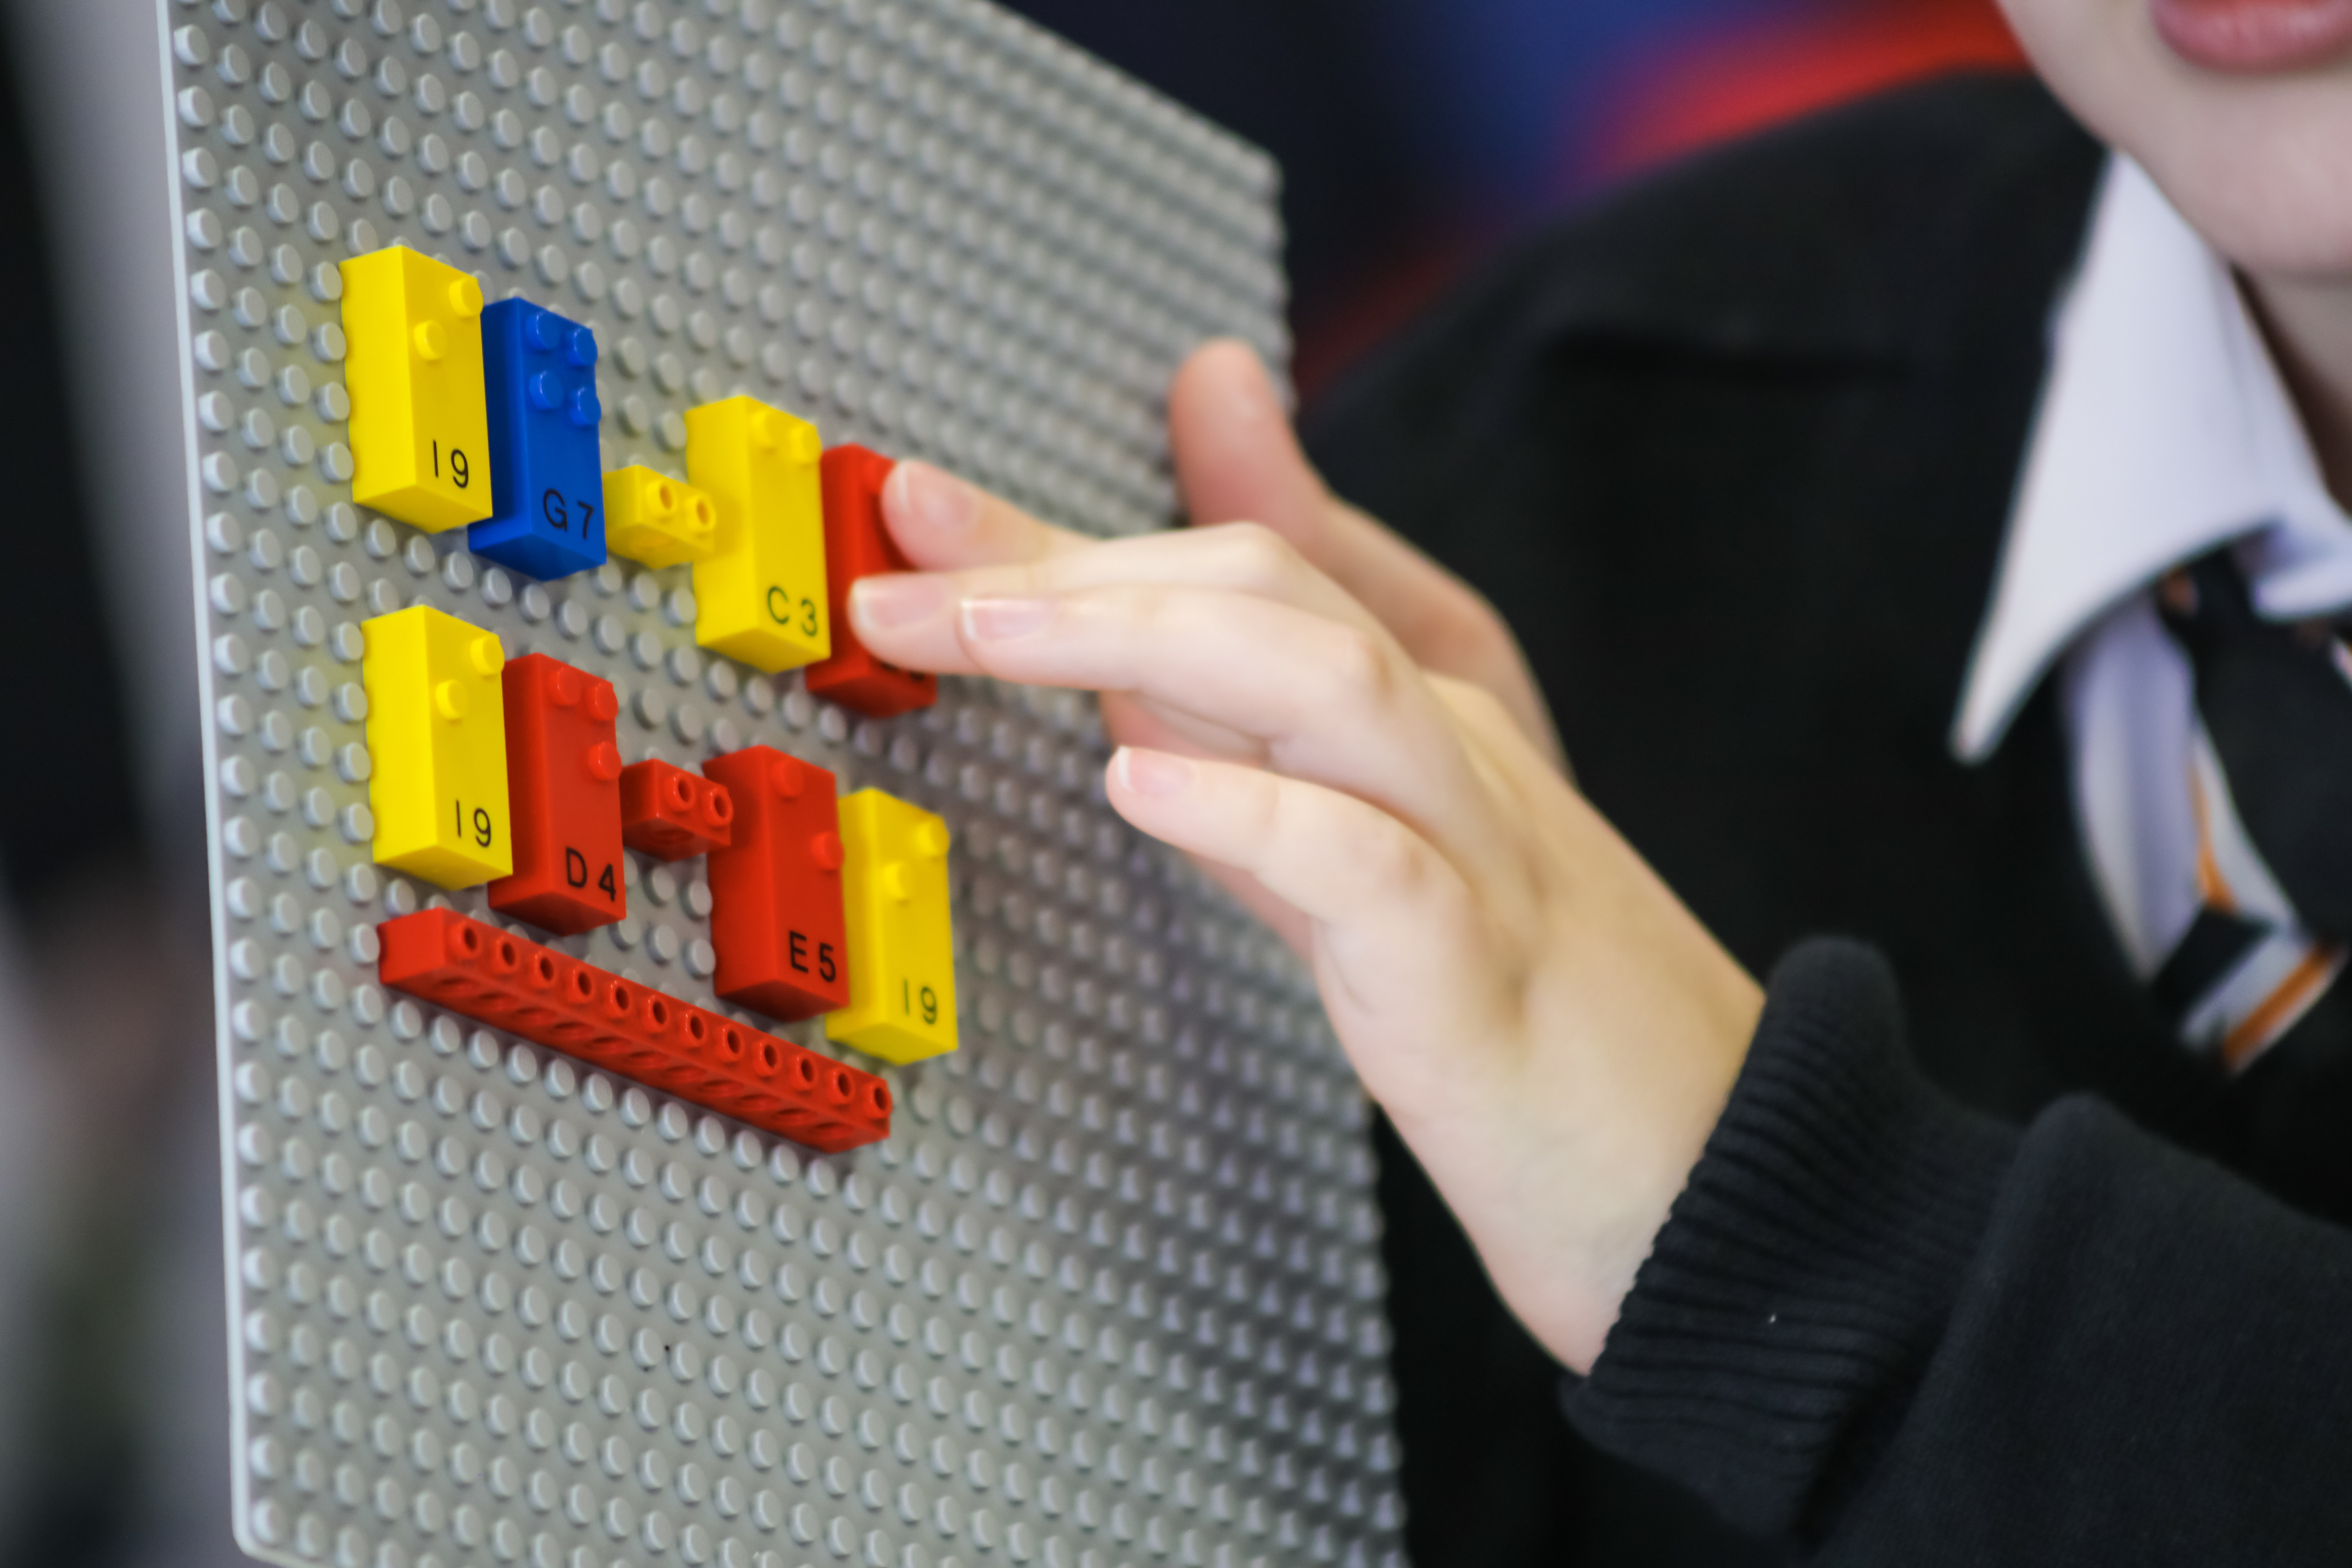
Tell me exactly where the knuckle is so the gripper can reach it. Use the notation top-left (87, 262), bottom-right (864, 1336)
top-left (1237, 768), bottom-right (1289, 842)
top-left (1348, 812), bottom-right (1435, 903)
top-left (1114, 582), bottom-right (1183, 635)
top-left (1209, 521), bottom-right (1301, 592)
top-left (1312, 623), bottom-right (1400, 713)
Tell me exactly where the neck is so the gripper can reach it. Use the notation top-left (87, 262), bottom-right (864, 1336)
top-left (2246, 272), bottom-right (2352, 509)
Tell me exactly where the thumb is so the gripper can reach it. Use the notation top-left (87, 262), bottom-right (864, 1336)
top-left (1166, 338), bottom-right (1565, 768)
top-left (1168, 338), bottom-right (1334, 550)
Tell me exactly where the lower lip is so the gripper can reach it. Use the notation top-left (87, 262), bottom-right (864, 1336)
top-left (2151, 0), bottom-right (2352, 69)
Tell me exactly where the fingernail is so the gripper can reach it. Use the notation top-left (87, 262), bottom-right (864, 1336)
top-left (890, 461), bottom-right (978, 534)
top-left (1231, 351), bottom-right (1277, 418)
top-left (961, 597), bottom-right (1054, 641)
top-left (850, 573), bottom-right (950, 631)
top-left (1115, 747), bottom-right (1194, 799)
top-left (1205, 337), bottom-right (1276, 422)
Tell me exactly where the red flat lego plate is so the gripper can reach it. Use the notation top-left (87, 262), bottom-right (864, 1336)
top-left (378, 906), bottom-right (889, 1152)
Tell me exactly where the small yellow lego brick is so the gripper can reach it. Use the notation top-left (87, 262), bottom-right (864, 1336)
top-left (684, 396), bottom-right (831, 673)
top-left (826, 788), bottom-right (957, 1064)
top-left (603, 464), bottom-right (719, 568)
top-left (340, 245), bottom-right (493, 533)
top-left (360, 604), bottom-right (513, 889)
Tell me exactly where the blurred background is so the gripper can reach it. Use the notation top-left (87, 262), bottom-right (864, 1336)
top-left (0, 2), bottom-right (2024, 1565)
top-left (1019, 0), bottom-right (2024, 397)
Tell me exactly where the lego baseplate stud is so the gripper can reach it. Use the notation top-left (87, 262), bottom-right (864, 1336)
top-left (378, 908), bottom-right (889, 1153)
top-left (827, 788), bottom-right (958, 1064)
top-left (704, 747), bottom-right (851, 1022)
top-left (620, 758), bottom-right (733, 860)
top-left (488, 652), bottom-right (624, 934)
top-left (604, 463), bottom-right (718, 569)
top-left (469, 299), bottom-right (606, 580)
top-left (359, 604), bottom-right (512, 889)
top-left (806, 443), bottom-right (939, 719)
top-left (339, 245), bottom-right (492, 533)
top-left (684, 396), bottom-right (831, 673)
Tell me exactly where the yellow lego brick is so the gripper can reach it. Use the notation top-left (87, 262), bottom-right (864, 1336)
top-left (603, 464), bottom-right (718, 568)
top-left (340, 245), bottom-right (493, 533)
top-left (684, 396), bottom-right (831, 673)
top-left (826, 788), bottom-right (958, 1064)
top-left (360, 604), bottom-right (513, 889)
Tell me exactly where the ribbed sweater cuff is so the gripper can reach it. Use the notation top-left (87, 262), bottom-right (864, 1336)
top-left (1566, 937), bottom-right (2020, 1537)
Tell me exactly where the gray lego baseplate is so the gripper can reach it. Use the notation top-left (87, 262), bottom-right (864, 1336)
top-left (163, 1), bottom-right (1405, 1566)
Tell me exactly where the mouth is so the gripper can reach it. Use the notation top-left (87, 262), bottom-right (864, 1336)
top-left (2151, 0), bottom-right (2352, 70)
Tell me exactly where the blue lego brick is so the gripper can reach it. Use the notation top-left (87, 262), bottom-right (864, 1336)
top-left (467, 299), bottom-right (606, 580)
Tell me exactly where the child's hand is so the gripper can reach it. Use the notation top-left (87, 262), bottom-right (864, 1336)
top-left (848, 345), bottom-right (1761, 1372)
top-left (1158, 342), bottom-right (1566, 772)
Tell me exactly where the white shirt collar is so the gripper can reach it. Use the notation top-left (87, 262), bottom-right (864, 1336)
top-left (1951, 154), bottom-right (2352, 762)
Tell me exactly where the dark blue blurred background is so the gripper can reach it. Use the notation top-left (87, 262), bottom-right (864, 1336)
top-left (1011, 0), bottom-right (2023, 394)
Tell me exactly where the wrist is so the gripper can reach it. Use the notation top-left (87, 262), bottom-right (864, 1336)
top-left (1400, 902), bottom-right (1762, 1373)
top-left (1567, 937), bottom-right (2019, 1534)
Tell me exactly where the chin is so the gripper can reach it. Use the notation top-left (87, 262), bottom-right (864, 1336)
top-left (2130, 83), bottom-right (2352, 275)
top-left (2003, 0), bottom-right (2352, 276)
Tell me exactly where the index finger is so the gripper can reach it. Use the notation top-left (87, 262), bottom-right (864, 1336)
top-left (880, 458), bottom-right (1094, 571)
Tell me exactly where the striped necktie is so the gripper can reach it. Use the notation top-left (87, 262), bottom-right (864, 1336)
top-left (2153, 551), bottom-right (2352, 1067)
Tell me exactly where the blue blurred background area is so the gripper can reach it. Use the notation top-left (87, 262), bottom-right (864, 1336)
top-left (1010, 0), bottom-right (2025, 395)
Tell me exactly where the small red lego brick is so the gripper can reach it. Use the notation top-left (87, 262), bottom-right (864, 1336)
top-left (378, 906), bottom-right (891, 1152)
top-left (620, 758), bottom-right (734, 859)
top-left (489, 653), bottom-right (626, 934)
top-left (704, 747), bottom-right (851, 1022)
top-left (804, 443), bottom-right (938, 719)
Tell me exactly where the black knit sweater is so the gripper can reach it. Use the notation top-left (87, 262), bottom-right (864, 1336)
top-left (1575, 940), bottom-right (2352, 1560)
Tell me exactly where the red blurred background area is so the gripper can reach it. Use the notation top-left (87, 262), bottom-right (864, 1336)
top-left (1588, 0), bottom-right (2024, 176)
top-left (1008, 0), bottom-right (2026, 396)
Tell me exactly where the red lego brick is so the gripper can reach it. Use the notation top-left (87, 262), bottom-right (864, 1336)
top-left (488, 653), bottom-right (626, 934)
top-left (803, 444), bottom-right (938, 719)
top-left (378, 907), bottom-right (890, 1152)
top-left (621, 758), bottom-right (734, 859)
top-left (704, 747), bottom-right (851, 1022)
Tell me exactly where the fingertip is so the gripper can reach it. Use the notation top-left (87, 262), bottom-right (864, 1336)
top-left (1183, 335), bottom-right (1270, 378)
top-left (1171, 337), bottom-right (1282, 433)
top-left (848, 572), bottom-right (951, 635)
top-left (883, 457), bottom-right (1083, 569)
top-left (1109, 745), bottom-right (1195, 802)
top-left (1106, 746), bottom-right (1214, 853)
top-left (882, 459), bottom-right (978, 547)
top-left (1168, 342), bottom-right (1323, 540)
top-left (1103, 747), bottom-right (1152, 834)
